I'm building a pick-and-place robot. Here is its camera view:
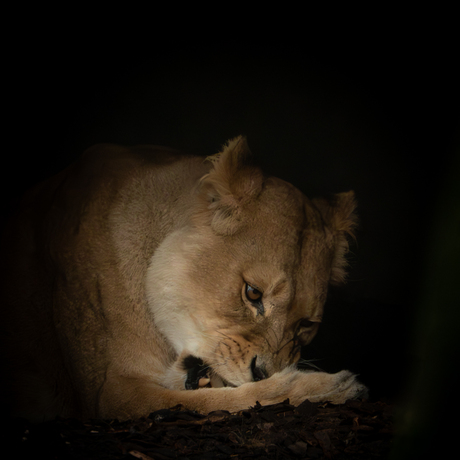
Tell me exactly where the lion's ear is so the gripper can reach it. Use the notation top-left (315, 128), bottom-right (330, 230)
top-left (197, 136), bottom-right (264, 235)
top-left (312, 191), bottom-right (358, 285)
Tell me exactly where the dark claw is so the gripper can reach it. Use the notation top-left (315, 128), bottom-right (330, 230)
top-left (183, 355), bottom-right (209, 390)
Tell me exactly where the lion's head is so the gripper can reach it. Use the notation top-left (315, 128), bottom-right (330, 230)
top-left (146, 136), bottom-right (357, 388)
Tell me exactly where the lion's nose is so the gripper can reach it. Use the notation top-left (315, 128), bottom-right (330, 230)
top-left (250, 356), bottom-right (267, 382)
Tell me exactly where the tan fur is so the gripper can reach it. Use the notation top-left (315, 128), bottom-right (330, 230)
top-left (0, 137), bottom-right (366, 422)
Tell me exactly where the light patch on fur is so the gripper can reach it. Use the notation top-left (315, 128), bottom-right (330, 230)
top-left (145, 229), bottom-right (207, 356)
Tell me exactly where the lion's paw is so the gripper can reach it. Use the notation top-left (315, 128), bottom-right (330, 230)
top-left (316, 370), bottom-right (368, 404)
top-left (255, 368), bottom-right (368, 407)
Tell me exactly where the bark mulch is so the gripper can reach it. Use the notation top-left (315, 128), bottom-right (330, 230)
top-left (6, 398), bottom-right (393, 459)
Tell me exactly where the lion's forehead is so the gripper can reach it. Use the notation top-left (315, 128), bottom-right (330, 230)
top-left (241, 186), bottom-right (333, 261)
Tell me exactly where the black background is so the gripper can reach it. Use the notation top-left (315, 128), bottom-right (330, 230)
top-left (3, 18), bottom-right (459, 413)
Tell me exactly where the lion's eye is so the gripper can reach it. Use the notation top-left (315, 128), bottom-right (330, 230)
top-left (299, 319), bottom-right (315, 329)
top-left (245, 284), bottom-right (262, 302)
top-left (245, 283), bottom-right (264, 316)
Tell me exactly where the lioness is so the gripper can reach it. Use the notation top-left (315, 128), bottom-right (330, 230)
top-left (0, 136), bottom-right (367, 422)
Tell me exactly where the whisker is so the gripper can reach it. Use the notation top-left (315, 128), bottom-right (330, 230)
top-left (265, 325), bottom-right (279, 353)
top-left (297, 358), bottom-right (324, 372)
top-left (276, 335), bottom-right (295, 355)
top-left (214, 330), bottom-right (232, 340)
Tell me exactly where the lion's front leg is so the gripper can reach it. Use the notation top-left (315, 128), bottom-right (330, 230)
top-left (164, 367), bottom-right (367, 415)
top-left (98, 367), bottom-right (367, 420)
top-left (177, 368), bottom-right (367, 415)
